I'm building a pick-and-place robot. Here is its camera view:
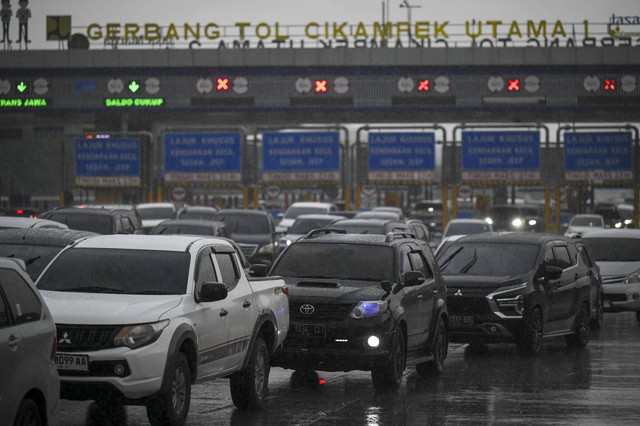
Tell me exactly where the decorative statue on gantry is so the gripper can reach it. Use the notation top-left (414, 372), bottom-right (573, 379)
top-left (0, 0), bottom-right (12, 50)
top-left (16, 0), bottom-right (30, 49)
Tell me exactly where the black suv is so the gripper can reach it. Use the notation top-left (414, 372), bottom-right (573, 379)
top-left (41, 206), bottom-right (143, 235)
top-left (437, 232), bottom-right (592, 355)
top-left (269, 230), bottom-right (448, 390)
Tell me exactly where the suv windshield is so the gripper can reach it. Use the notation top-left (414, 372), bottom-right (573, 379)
top-left (48, 213), bottom-right (112, 234)
top-left (271, 243), bottom-right (395, 282)
top-left (439, 242), bottom-right (539, 276)
top-left (581, 238), bottom-right (640, 262)
top-left (37, 248), bottom-right (190, 294)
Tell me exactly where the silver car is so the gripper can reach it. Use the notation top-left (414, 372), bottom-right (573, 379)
top-left (0, 257), bottom-right (60, 425)
top-left (580, 229), bottom-right (640, 324)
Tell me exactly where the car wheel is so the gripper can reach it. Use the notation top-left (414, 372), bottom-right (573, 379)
top-left (230, 336), bottom-right (270, 409)
top-left (566, 302), bottom-right (591, 348)
top-left (416, 319), bottom-right (447, 378)
top-left (371, 330), bottom-right (405, 391)
top-left (290, 369), bottom-right (320, 389)
top-left (14, 398), bottom-right (42, 426)
top-left (516, 307), bottom-right (544, 356)
top-left (591, 294), bottom-right (604, 330)
top-left (146, 352), bottom-right (191, 426)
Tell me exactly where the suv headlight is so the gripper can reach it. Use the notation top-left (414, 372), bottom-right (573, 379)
top-left (114, 319), bottom-right (170, 349)
top-left (624, 268), bottom-right (640, 284)
top-left (487, 283), bottom-right (527, 316)
top-left (350, 301), bottom-right (388, 319)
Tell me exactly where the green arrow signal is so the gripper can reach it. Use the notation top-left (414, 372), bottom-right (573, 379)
top-left (129, 81), bottom-right (140, 93)
top-left (17, 81), bottom-right (27, 93)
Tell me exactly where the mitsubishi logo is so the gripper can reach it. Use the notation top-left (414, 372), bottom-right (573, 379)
top-left (300, 304), bottom-right (315, 315)
top-left (58, 332), bottom-right (72, 344)
top-left (454, 289), bottom-right (463, 296)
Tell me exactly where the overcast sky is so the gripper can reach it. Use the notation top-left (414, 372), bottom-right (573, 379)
top-left (2, 0), bottom-right (637, 49)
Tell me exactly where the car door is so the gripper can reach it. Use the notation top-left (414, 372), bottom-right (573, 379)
top-left (212, 250), bottom-right (254, 371)
top-left (545, 243), bottom-right (579, 331)
top-left (192, 247), bottom-right (230, 377)
top-left (407, 247), bottom-right (435, 346)
top-left (399, 244), bottom-right (428, 351)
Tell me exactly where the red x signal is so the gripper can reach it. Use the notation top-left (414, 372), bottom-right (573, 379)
top-left (604, 79), bottom-right (616, 91)
top-left (508, 79), bottom-right (520, 91)
top-left (315, 80), bottom-right (327, 92)
top-left (217, 78), bottom-right (229, 91)
top-left (418, 79), bottom-right (430, 91)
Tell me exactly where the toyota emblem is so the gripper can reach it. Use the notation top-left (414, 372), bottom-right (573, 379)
top-left (300, 304), bottom-right (315, 315)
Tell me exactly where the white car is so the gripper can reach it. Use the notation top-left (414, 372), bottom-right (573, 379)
top-left (135, 202), bottom-right (177, 233)
top-left (36, 234), bottom-right (289, 423)
top-left (276, 201), bottom-right (338, 233)
top-left (441, 218), bottom-right (493, 240)
top-left (580, 229), bottom-right (640, 324)
top-left (564, 214), bottom-right (605, 237)
top-left (0, 257), bottom-right (60, 425)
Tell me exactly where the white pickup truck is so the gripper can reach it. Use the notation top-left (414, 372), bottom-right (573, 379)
top-left (36, 234), bottom-right (289, 426)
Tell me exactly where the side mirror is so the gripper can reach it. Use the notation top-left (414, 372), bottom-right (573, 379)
top-left (200, 282), bottom-right (228, 302)
top-left (544, 265), bottom-right (563, 280)
top-left (248, 264), bottom-right (268, 278)
top-left (401, 270), bottom-right (426, 287)
top-left (380, 280), bottom-right (393, 293)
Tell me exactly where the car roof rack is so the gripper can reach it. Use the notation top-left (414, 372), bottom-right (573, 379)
top-left (384, 231), bottom-right (416, 242)
top-left (304, 228), bottom-right (347, 239)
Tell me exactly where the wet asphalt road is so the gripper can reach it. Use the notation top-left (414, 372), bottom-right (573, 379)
top-left (52, 312), bottom-right (640, 426)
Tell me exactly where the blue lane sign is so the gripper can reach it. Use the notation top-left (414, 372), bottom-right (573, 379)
top-left (75, 138), bottom-right (140, 175)
top-left (564, 132), bottom-right (632, 170)
top-left (368, 133), bottom-right (435, 170)
top-left (262, 132), bottom-right (340, 171)
top-left (462, 131), bottom-right (540, 170)
top-left (164, 133), bottom-right (241, 172)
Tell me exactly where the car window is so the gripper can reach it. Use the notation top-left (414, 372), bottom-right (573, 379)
top-left (0, 268), bottom-right (42, 325)
top-left (121, 217), bottom-right (134, 234)
top-left (566, 244), bottom-right (578, 265)
top-left (0, 291), bottom-right (8, 328)
top-left (215, 253), bottom-right (239, 290)
top-left (0, 244), bottom-right (64, 280)
top-left (552, 246), bottom-right (572, 269)
top-left (195, 249), bottom-right (218, 300)
top-left (409, 251), bottom-right (434, 279)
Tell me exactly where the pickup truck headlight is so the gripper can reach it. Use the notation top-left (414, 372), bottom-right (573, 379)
top-left (114, 319), bottom-right (170, 349)
top-left (624, 268), bottom-right (640, 284)
top-left (350, 301), bottom-right (388, 319)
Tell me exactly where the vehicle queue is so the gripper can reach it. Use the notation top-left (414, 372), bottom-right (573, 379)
top-left (1, 199), bottom-right (639, 426)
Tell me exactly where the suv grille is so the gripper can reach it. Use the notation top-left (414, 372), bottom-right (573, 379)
top-left (447, 288), bottom-right (494, 315)
top-left (290, 301), bottom-right (354, 323)
top-left (56, 324), bottom-right (122, 351)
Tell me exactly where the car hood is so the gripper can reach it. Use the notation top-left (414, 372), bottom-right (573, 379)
top-left (40, 290), bottom-right (183, 324)
top-left (285, 277), bottom-right (387, 302)
top-left (595, 261), bottom-right (640, 278)
top-left (442, 274), bottom-right (526, 291)
top-left (141, 219), bottom-right (166, 229)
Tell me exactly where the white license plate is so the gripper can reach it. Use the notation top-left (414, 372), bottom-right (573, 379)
top-left (54, 353), bottom-right (89, 371)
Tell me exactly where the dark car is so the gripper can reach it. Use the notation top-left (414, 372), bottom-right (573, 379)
top-left (329, 218), bottom-right (410, 235)
top-left (484, 204), bottom-right (545, 232)
top-left (438, 232), bottom-right (592, 355)
top-left (150, 219), bottom-right (232, 238)
top-left (214, 209), bottom-right (280, 267)
top-left (176, 205), bottom-right (219, 221)
top-left (269, 230), bottom-right (449, 391)
top-left (41, 206), bottom-right (143, 235)
top-left (593, 203), bottom-right (634, 229)
top-left (0, 228), bottom-right (98, 280)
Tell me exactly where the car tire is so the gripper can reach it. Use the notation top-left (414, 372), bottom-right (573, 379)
top-left (566, 302), bottom-right (591, 348)
top-left (14, 397), bottom-right (42, 426)
top-left (230, 336), bottom-right (270, 409)
top-left (516, 307), bottom-right (544, 356)
top-left (146, 352), bottom-right (191, 426)
top-left (416, 319), bottom-right (447, 378)
top-left (371, 330), bottom-right (405, 391)
top-left (591, 294), bottom-right (604, 330)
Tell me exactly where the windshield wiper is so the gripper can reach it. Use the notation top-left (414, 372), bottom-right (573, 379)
top-left (439, 246), bottom-right (463, 272)
top-left (25, 255), bottom-right (41, 265)
top-left (459, 248), bottom-right (478, 274)
top-left (61, 286), bottom-right (125, 293)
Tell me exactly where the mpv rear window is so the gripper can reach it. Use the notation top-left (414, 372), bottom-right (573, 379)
top-left (38, 248), bottom-right (190, 295)
top-left (272, 243), bottom-right (395, 282)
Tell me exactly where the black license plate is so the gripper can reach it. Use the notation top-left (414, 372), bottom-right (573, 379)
top-left (291, 323), bottom-right (326, 337)
top-left (450, 315), bottom-right (475, 327)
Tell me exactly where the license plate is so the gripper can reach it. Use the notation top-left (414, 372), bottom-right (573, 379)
top-left (54, 353), bottom-right (89, 371)
top-left (450, 315), bottom-right (475, 327)
top-left (291, 323), bottom-right (326, 337)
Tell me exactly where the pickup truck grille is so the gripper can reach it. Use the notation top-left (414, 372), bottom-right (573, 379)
top-left (290, 301), bottom-right (354, 323)
top-left (237, 243), bottom-right (258, 259)
top-left (602, 275), bottom-right (627, 284)
top-left (55, 324), bottom-right (121, 351)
